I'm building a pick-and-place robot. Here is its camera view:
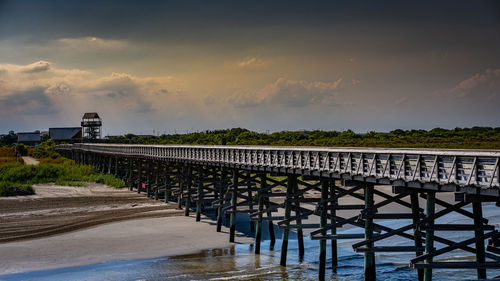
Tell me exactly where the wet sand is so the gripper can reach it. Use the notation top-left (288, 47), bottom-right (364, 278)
top-left (0, 215), bottom-right (253, 275)
top-left (0, 183), bottom-right (184, 243)
top-left (0, 184), bottom-right (252, 275)
top-left (0, 183), bottom-right (456, 276)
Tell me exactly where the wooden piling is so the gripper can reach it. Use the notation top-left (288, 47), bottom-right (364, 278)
top-left (128, 158), bottom-right (133, 191)
top-left (248, 172), bottom-right (255, 233)
top-left (137, 160), bottom-right (142, 194)
top-left (255, 173), bottom-right (265, 254)
top-left (216, 170), bottom-right (224, 232)
top-left (229, 169), bottom-right (238, 242)
top-left (266, 195), bottom-right (276, 249)
top-left (293, 176), bottom-right (305, 261)
top-left (330, 180), bottom-right (338, 272)
top-left (364, 183), bottom-right (376, 281)
top-left (280, 175), bottom-right (293, 266)
top-left (196, 167), bottom-right (203, 222)
top-left (473, 200), bottom-right (487, 279)
top-left (319, 179), bottom-right (328, 281)
top-left (424, 191), bottom-right (435, 281)
top-left (145, 161), bottom-right (151, 197)
top-left (410, 191), bottom-right (424, 281)
top-left (164, 166), bottom-right (170, 204)
top-left (184, 166), bottom-right (192, 216)
top-left (177, 166), bottom-right (184, 209)
top-left (154, 163), bottom-right (159, 200)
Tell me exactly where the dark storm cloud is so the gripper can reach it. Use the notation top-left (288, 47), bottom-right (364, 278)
top-left (1, 1), bottom-right (499, 46)
top-left (0, 87), bottom-right (59, 115)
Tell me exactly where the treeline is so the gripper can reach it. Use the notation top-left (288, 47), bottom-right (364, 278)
top-left (103, 127), bottom-right (500, 149)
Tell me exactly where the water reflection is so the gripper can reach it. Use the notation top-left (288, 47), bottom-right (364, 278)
top-left (2, 204), bottom-right (500, 281)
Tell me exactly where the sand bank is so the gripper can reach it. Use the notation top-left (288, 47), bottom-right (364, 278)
top-left (0, 215), bottom-right (253, 275)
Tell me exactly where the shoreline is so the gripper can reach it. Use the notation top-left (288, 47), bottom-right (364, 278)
top-left (0, 183), bottom-right (459, 277)
top-left (0, 215), bottom-right (254, 275)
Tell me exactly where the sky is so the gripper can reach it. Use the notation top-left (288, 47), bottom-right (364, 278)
top-left (0, 0), bottom-right (499, 135)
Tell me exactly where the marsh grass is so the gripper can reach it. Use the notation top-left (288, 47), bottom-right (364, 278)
top-left (0, 160), bottom-right (126, 196)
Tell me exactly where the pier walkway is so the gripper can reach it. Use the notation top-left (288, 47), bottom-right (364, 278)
top-left (56, 143), bottom-right (500, 281)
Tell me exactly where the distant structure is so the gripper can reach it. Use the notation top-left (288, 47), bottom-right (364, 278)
top-left (49, 127), bottom-right (82, 144)
top-left (17, 131), bottom-right (41, 146)
top-left (81, 112), bottom-right (102, 141)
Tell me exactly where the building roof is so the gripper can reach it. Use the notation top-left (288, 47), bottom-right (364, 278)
top-left (17, 132), bottom-right (41, 142)
top-left (82, 112), bottom-right (100, 119)
top-left (49, 127), bottom-right (82, 140)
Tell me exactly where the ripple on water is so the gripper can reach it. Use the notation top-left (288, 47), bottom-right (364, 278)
top-left (2, 204), bottom-right (500, 281)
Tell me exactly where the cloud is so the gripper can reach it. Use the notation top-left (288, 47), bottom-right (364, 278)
top-left (133, 101), bottom-right (154, 113)
top-left (0, 87), bottom-right (59, 115)
top-left (57, 37), bottom-right (127, 49)
top-left (106, 91), bottom-right (128, 98)
top-left (229, 77), bottom-right (345, 108)
top-left (447, 69), bottom-right (500, 99)
top-left (44, 83), bottom-right (71, 95)
top-left (20, 61), bottom-right (51, 73)
top-left (237, 57), bottom-right (267, 68)
top-left (0, 61), bottom-right (180, 119)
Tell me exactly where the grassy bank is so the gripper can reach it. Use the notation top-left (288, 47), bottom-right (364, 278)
top-left (0, 162), bottom-right (126, 196)
top-left (0, 139), bottom-right (127, 196)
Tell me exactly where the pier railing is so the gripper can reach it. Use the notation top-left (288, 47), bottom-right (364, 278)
top-left (57, 143), bottom-right (500, 192)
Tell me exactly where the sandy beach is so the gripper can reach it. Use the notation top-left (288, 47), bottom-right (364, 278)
top-left (0, 184), bottom-right (253, 275)
top-left (0, 183), bottom-right (456, 276)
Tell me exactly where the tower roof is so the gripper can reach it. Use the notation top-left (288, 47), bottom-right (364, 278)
top-left (82, 112), bottom-right (100, 119)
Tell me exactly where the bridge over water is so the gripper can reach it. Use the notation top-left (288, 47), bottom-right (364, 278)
top-left (56, 143), bottom-right (500, 281)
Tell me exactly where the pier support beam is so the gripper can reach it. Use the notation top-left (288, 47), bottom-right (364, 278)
top-left (196, 167), bottom-right (203, 222)
top-left (280, 175), bottom-right (294, 266)
top-left (216, 170), bottom-right (225, 232)
top-left (266, 185), bottom-right (276, 250)
top-left (178, 166), bottom-right (184, 209)
top-left (319, 179), bottom-right (328, 281)
top-left (330, 180), bottom-right (338, 272)
top-left (137, 160), bottom-right (142, 193)
top-left (411, 190), bottom-right (424, 281)
top-left (184, 166), bottom-right (192, 216)
top-left (424, 191), bottom-right (436, 281)
top-left (128, 158), bottom-right (133, 191)
top-left (364, 183), bottom-right (376, 281)
top-left (229, 169), bottom-right (238, 242)
top-left (255, 173), bottom-right (265, 254)
top-left (473, 200), bottom-right (487, 280)
top-left (248, 172), bottom-right (255, 233)
top-left (145, 161), bottom-right (151, 197)
top-left (293, 176), bottom-right (305, 261)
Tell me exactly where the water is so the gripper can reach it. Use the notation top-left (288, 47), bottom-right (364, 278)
top-left (2, 204), bottom-right (500, 281)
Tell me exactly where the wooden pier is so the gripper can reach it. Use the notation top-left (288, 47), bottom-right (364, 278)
top-left (56, 143), bottom-right (500, 280)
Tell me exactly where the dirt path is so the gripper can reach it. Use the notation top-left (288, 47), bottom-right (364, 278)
top-left (0, 183), bottom-right (183, 243)
top-left (21, 156), bottom-right (39, 165)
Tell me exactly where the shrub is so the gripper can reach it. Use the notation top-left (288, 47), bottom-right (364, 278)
top-left (0, 161), bottom-right (127, 196)
top-left (0, 182), bottom-right (35, 196)
top-left (15, 144), bottom-right (28, 156)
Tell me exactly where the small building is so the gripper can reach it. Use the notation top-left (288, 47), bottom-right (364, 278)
top-left (17, 131), bottom-right (41, 146)
top-left (81, 112), bottom-right (102, 140)
top-left (49, 127), bottom-right (82, 144)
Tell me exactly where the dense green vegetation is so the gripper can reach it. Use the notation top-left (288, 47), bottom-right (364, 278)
top-left (0, 140), bottom-right (126, 196)
top-left (0, 163), bottom-right (126, 190)
top-left (31, 139), bottom-right (60, 159)
top-left (104, 127), bottom-right (500, 149)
